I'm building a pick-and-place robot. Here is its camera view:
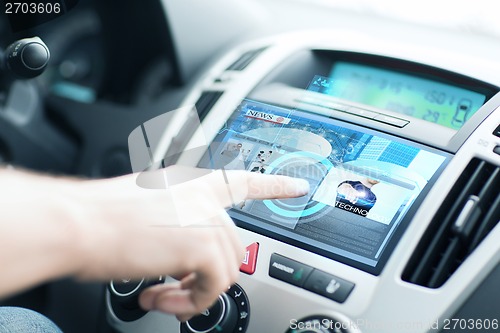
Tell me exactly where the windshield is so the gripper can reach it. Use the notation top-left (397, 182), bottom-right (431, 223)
top-left (260, 0), bottom-right (500, 38)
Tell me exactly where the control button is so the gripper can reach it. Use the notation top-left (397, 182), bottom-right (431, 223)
top-left (304, 269), bottom-right (354, 303)
top-left (110, 278), bottom-right (144, 297)
top-left (269, 253), bottom-right (313, 287)
top-left (240, 242), bottom-right (259, 275)
top-left (22, 43), bottom-right (50, 70)
top-left (493, 146), bottom-right (500, 156)
top-left (493, 124), bottom-right (500, 138)
top-left (373, 114), bottom-right (409, 128)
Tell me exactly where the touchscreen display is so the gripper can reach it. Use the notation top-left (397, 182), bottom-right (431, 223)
top-left (324, 62), bottom-right (486, 130)
top-left (199, 99), bottom-right (449, 273)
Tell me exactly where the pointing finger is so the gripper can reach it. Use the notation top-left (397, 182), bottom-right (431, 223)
top-left (201, 169), bottom-right (310, 208)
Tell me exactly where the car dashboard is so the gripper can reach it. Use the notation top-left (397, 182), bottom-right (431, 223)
top-left (107, 29), bottom-right (500, 333)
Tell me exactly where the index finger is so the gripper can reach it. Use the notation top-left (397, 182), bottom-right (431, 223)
top-left (200, 169), bottom-right (310, 208)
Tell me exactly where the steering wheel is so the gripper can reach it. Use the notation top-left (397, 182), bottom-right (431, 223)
top-left (0, 0), bottom-right (187, 178)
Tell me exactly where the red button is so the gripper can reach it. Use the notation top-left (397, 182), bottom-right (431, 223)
top-left (240, 243), bottom-right (259, 275)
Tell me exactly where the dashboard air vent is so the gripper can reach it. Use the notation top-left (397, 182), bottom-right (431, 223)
top-left (195, 91), bottom-right (224, 121)
top-left (225, 47), bottom-right (267, 71)
top-left (403, 158), bottom-right (500, 288)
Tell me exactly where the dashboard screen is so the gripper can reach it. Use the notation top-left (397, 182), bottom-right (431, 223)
top-left (199, 99), bottom-right (449, 273)
top-left (324, 62), bottom-right (486, 130)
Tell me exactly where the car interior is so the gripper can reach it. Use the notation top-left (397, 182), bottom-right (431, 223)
top-left (0, 0), bottom-right (499, 333)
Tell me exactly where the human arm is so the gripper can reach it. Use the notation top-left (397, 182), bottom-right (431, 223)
top-left (0, 166), bottom-right (309, 318)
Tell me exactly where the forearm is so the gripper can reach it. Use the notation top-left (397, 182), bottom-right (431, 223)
top-left (0, 167), bottom-right (184, 298)
top-left (0, 165), bottom-right (309, 319)
top-left (0, 168), bottom-right (84, 298)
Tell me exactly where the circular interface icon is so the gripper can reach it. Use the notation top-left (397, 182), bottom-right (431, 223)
top-left (263, 151), bottom-right (333, 219)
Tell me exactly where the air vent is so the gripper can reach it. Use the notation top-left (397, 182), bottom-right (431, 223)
top-left (195, 91), bottom-right (224, 121)
top-left (403, 158), bottom-right (500, 288)
top-left (225, 47), bottom-right (267, 71)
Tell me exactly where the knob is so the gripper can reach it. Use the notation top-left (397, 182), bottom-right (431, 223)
top-left (109, 278), bottom-right (145, 310)
top-left (108, 276), bottom-right (163, 322)
top-left (4, 37), bottom-right (50, 79)
top-left (181, 293), bottom-right (238, 333)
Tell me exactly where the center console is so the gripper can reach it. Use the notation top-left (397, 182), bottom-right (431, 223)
top-left (106, 31), bottom-right (500, 333)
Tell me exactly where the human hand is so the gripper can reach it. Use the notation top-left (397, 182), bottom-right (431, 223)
top-left (74, 166), bottom-right (309, 321)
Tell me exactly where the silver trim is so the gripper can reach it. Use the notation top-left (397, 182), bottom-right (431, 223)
top-left (109, 278), bottom-right (145, 298)
top-left (186, 294), bottom-right (226, 333)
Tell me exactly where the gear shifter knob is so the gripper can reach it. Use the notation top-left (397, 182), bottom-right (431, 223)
top-left (4, 36), bottom-right (50, 79)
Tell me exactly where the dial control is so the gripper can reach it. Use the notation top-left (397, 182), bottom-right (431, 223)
top-left (109, 278), bottom-right (145, 310)
top-left (181, 284), bottom-right (250, 333)
top-left (185, 293), bottom-right (237, 333)
top-left (108, 276), bottom-right (163, 322)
